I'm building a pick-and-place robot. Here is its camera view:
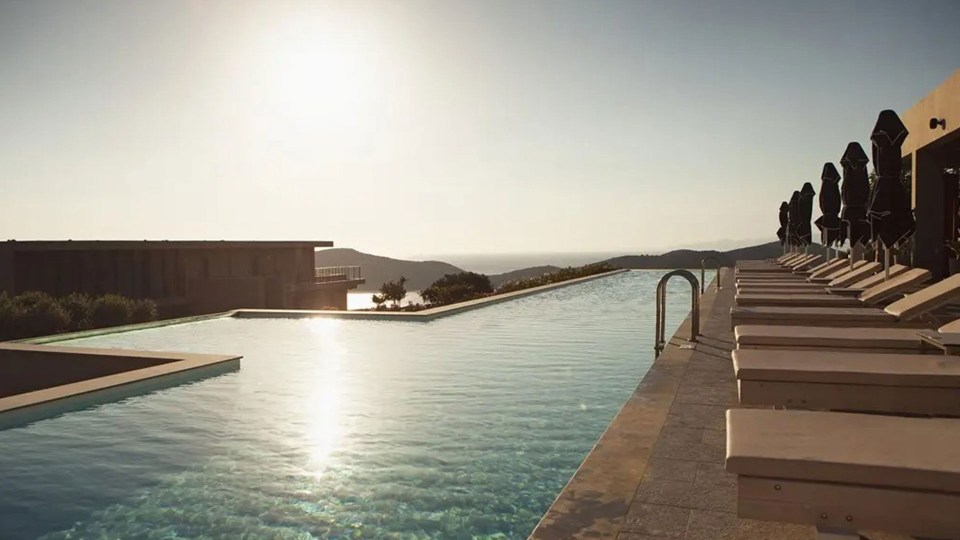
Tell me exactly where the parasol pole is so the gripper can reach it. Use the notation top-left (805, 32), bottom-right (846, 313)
top-left (884, 247), bottom-right (890, 280)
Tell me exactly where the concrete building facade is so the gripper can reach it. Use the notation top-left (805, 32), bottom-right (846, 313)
top-left (0, 241), bottom-right (364, 316)
top-left (903, 68), bottom-right (960, 278)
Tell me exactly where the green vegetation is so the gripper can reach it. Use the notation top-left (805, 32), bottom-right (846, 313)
top-left (372, 276), bottom-right (409, 310)
top-left (421, 272), bottom-right (493, 307)
top-left (493, 262), bottom-right (616, 294)
top-left (0, 291), bottom-right (159, 341)
top-left (365, 263), bottom-right (616, 312)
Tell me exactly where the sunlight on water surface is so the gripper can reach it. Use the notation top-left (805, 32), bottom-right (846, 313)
top-left (0, 271), bottom-right (690, 539)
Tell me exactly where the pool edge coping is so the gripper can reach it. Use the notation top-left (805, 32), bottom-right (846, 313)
top-left (1, 268), bottom-right (628, 429)
top-left (231, 268), bottom-right (630, 322)
top-left (528, 268), bottom-right (729, 539)
top-left (0, 343), bottom-right (241, 426)
top-left (20, 269), bottom-right (630, 344)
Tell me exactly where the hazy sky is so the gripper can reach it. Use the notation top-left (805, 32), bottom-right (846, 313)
top-left (1, 0), bottom-right (958, 257)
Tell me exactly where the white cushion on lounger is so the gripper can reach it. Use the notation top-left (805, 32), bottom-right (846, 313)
top-left (816, 259), bottom-right (868, 281)
top-left (857, 268), bottom-right (932, 305)
top-left (734, 324), bottom-right (919, 349)
top-left (726, 409), bottom-right (960, 492)
top-left (732, 349), bottom-right (960, 387)
top-left (849, 264), bottom-right (909, 289)
top-left (827, 261), bottom-right (880, 287)
top-left (882, 272), bottom-right (960, 319)
top-left (734, 293), bottom-right (862, 307)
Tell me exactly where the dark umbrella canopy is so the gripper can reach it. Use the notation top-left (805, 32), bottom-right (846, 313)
top-left (776, 202), bottom-right (789, 245)
top-left (815, 163), bottom-right (842, 246)
top-left (840, 142), bottom-right (871, 246)
top-left (798, 182), bottom-right (816, 247)
top-left (868, 110), bottom-right (914, 248)
top-left (787, 191), bottom-right (801, 246)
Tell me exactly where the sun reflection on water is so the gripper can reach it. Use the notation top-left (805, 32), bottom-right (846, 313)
top-left (302, 318), bottom-right (347, 475)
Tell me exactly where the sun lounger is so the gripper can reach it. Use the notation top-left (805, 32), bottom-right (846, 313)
top-left (737, 254), bottom-right (821, 274)
top-left (780, 254), bottom-right (815, 268)
top-left (735, 316), bottom-right (960, 354)
top-left (818, 261), bottom-right (880, 287)
top-left (726, 408), bottom-right (960, 539)
top-left (736, 258), bottom-right (851, 284)
top-left (736, 262), bottom-right (883, 294)
top-left (737, 258), bottom-right (801, 273)
top-left (738, 261), bottom-right (784, 272)
top-left (809, 259), bottom-right (868, 282)
top-left (732, 348), bottom-right (960, 415)
top-left (737, 259), bottom-right (864, 285)
top-left (735, 294), bottom-right (864, 307)
top-left (739, 264), bottom-right (906, 295)
top-left (735, 324), bottom-right (931, 351)
top-left (805, 256), bottom-right (848, 275)
top-left (826, 264), bottom-right (910, 293)
top-left (790, 254), bottom-right (822, 270)
top-left (731, 268), bottom-right (934, 323)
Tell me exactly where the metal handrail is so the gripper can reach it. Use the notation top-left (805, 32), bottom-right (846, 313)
top-left (655, 269), bottom-right (700, 358)
top-left (700, 257), bottom-right (722, 294)
top-left (314, 265), bottom-right (362, 282)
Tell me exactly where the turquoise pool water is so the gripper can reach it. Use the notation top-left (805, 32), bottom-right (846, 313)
top-left (0, 271), bottom-right (691, 539)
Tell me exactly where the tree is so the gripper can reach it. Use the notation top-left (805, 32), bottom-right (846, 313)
top-left (379, 276), bottom-right (408, 309)
top-left (371, 294), bottom-right (386, 310)
top-left (421, 272), bottom-right (492, 306)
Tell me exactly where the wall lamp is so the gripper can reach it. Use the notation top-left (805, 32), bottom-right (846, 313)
top-left (930, 117), bottom-right (946, 130)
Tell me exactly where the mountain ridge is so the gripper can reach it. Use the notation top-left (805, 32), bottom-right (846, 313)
top-left (317, 242), bottom-right (788, 291)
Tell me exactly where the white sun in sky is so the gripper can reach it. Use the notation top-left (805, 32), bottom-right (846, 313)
top-left (253, 8), bottom-right (387, 133)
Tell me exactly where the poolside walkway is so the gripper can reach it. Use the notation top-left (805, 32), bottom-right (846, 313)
top-left (531, 266), bottom-right (910, 540)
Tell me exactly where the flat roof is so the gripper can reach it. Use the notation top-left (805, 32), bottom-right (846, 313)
top-left (901, 67), bottom-right (960, 156)
top-left (0, 240), bottom-right (333, 252)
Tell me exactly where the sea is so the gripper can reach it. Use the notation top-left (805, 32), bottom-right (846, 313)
top-left (347, 252), bottom-right (626, 311)
top-left (419, 252), bottom-right (628, 274)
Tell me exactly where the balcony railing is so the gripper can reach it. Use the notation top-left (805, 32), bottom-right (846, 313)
top-left (315, 265), bottom-right (362, 282)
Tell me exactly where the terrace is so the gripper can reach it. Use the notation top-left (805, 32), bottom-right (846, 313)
top-left (533, 265), bottom-right (919, 540)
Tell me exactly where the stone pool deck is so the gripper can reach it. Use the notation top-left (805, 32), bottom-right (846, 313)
top-left (530, 266), bottom-right (910, 540)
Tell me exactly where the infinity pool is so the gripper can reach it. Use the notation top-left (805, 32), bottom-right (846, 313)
top-left (0, 271), bottom-right (689, 539)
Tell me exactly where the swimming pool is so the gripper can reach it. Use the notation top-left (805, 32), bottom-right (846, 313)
top-left (0, 270), bottom-right (690, 539)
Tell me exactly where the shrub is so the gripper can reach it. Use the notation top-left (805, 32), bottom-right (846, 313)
top-left (88, 294), bottom-right (135, 329)
top-left (379, 277), bottom-right (408, 309)
top-left (0, 291), bottom-right (161, 341)
top-left (5, 291), bottom-right (71, 340)
top-left (421, 272), bottom-right (493, 306)
top-left (130, 299), bottom-right (159, 323)
top-left (0, 292), bottom-right (14, 337)
top-left (60, 292), bottom-right (93, 331)
top-left (494, 262), bottom-right (616, 294)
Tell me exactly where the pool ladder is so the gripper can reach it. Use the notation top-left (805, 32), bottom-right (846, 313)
top-left (654, 269), bottom-right (700, 358)
top-left (655, 259), bottom-right (724, 357)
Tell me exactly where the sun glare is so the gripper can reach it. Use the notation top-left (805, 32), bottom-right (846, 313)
top-left (302, 318), bottom-right (348, 473)
top-left (256, 11), bottom-right (383, 132)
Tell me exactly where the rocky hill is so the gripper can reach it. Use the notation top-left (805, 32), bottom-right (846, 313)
top-left (603, 241), bottom-right (789, 269)
top-left (318, 242), bottom-right (797, 291)
top-left (315, 248), bottom-right (463, 292)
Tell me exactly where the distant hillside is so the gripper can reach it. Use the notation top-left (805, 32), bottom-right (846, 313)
top-left (315, 248), bottom-right (463, 291)
top-left (319, 242), bottom-right (801, 292)
top-left (488, 265), bottom-right (561, 288)
top-left (603, 241), bottom-right (789, 269)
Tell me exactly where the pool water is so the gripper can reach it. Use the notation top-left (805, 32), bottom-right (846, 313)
top-left (0, 271), bottom-right (690, 539)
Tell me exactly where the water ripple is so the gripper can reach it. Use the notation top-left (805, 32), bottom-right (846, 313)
top-left (0, 270), bottom-right (690, 539)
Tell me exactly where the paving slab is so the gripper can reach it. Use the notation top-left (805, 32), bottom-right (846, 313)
top-left (531, 263), bottom-right (916, 540)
